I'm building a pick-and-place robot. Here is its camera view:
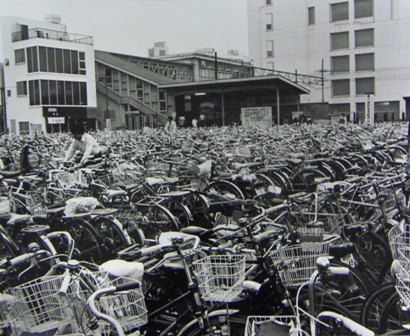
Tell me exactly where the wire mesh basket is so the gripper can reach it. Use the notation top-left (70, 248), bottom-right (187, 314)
top-left (55, 172), bottom-right (85, 189)
top-left (245, 315), bottom-right (299, 336)
top-left (6, 275), bottom-right (81, 333)
top-left (192, 254), bottom-right (246, 303)
top-left (394, 259), bottom-right (410, 307)
top-left (270, 238), bottom-right (338, 288)
top-left (97, 277), bottom-right (148, 335)
top-left (388, 224), bottom-right (407, 259)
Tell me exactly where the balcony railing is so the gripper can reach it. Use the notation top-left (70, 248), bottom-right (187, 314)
top-left (12, 27), bottom-right (93, 45)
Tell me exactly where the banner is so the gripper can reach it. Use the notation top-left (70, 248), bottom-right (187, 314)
top-left (241, 107), bottom-right (272, 128)
top-left (364, 94), bottom-right (375, 126)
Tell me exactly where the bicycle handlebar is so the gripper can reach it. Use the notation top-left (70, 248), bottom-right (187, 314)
top-left (317, 311), bottom-right (375, 336)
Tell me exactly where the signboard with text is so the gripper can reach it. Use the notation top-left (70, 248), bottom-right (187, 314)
top-left (47, 117), bottom-right (65, 124)
top-left (240, 107), bottom-right (272, 128)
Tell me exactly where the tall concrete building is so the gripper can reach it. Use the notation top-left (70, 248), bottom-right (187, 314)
top-left (248, 0), bottom-right (410, 121)
top-left (0, 15), bottom-right (96, 134)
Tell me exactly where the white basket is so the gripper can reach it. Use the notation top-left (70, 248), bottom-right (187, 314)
top-left (97, 277), bottom-right (148, 335)
top-left (270, 238), bottom-right (337, 288)
top-left (394, 259), bottom-right (410, 307)
top-left (388, 225), bottom-right (407, 259)
top-left (192, 255), bottom-right (246, 303)
top-left (245, 315), bottom-right (298, 336)
top-left (0, 196), bottom-right (11, 218)
top-left (6, 276), bottom-right (79, 333)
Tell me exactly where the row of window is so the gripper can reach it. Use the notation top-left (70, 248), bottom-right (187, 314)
top-left (331, 53), bottom-right (374, 73)
top-left (18, 46), bottom-right (86, 75)
top-left (331, 29), bottom-right (373, 50)
top-left (27, 80), bottom-right (87, 106)
top-left (332, 77), bottom-right (374, 96)
top-left (264, 0), bottom-right (373, 30)
top-left (265, 28), bottom-right (373, 58)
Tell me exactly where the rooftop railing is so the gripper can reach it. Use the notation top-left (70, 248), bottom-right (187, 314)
top-left (12, 27), bottom-right (93, 45)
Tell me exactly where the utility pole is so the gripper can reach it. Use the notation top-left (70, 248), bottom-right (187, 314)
top-left (321, 59), bottom-right (324, 103)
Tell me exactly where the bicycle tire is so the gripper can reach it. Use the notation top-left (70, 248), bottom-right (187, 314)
top-left (92, 216), bottom-right (131, 257)
top-left (134, 203), bottom-right (179, 240)
top-left (62, 218), bottom-right (104, 264)
top-left (177, 315), bottom-right (247, 336)
top-left (360, 282), bottom-right (396, 330)
top-left (379, 291), bottom-right (410, 334)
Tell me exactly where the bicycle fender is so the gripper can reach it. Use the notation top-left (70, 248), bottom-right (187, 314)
top-left (176, 309), bottom-right (240, 336)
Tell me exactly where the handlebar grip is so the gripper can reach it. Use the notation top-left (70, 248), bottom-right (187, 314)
top-left (59, 271), bottom-right (71, 295)
top-left (318, 312), bottom-right (375, 336)
top-left (9, 253), bottom-right (34, 267)
top-left (115, 281), bottom-right (140, 292)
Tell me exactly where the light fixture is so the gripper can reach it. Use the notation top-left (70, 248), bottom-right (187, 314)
top-left (195, 92), bottom-right (206, 96)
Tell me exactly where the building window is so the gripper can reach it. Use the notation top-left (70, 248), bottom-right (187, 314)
top-left (355, 28), bottom-right (374, 47)
top-left (356, 77), bottom-right (375, 95)
top-left (266, 0), bottom-right (272, 5)
top-left (331, 2), bottom-right (349, 22)
top-left (332, 79), bottom-right (350, 96)
top-left (14, 49), bottom-right (25, 64)
top-left (355, 0), bottom-right (373, 19)
top-left (266, 13), bottom-right (273, 30)
top-left (16, 81), bottom-right (27, 96)
top-left (330, 31), bottom-right (349, 50)
top-left (7, 90), bottom-right (11, 97)
top-left (26, 46), bottom-right (38, 72)
top-left (308, 7), bottom-right (315, 25)
top-left (28, 79), bottom-right (87, 106)
top-left (79, 52), bottom-right (86, 75)
top-left (267, 40), bottom-right (274, 58)
top-left (19, 122), bottom-right (30, 136)
top-left (355, 53), bottom-right (374, 71)
top-left (331, 55), bottom-right (350, 73)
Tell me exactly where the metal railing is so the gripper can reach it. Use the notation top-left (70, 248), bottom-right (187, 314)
top-left (12, 28), bottom-right (93, 45)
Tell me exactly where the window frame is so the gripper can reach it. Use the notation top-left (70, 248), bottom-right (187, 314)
top-left (355, 28), bottom-right (374, 48)
top-left (332, 79), bottom-right (350, 97)
top-left (354, 0), bottom-right (373, 19)
top-left (330, 2), bottom-right (349, 22)
top-left (355, 77), bottom-right (375, 95)
top-left (308, 6), bottom-right (315, 25)
top-left (330, 31), bottom-right (349, 50)
top-left (14, 49), bottom-right (26, 64)
top-left (16, 81), bottom-right (28, 96)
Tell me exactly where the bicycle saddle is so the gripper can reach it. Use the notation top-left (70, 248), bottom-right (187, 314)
top-left (100, 259), bottom-right (144, 282)
top-left (7, 213), bottom-right (33, 225)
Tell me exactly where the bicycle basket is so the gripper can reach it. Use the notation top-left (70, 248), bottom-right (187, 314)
top-left (245, 316), bottom-right (297, 336)
top-left (388, 224), bottom-right (407, 259)
top-left (55, 172), bottom-right (83, 189)
top-left (97, 277), bottom-right (147, 334)
top-left (6, 275), bottom-right (79, 333)
top-left (394, 259), bottom-right (410, 307)
top-left (192, 255), bottom-right (246, 303)
top-left (270, 238), bottom-right (338, 288)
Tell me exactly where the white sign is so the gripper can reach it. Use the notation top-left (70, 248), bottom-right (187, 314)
top-left (364, 94), bottom-right (375, 126)
top-left (241, 107), bottom-right (272, 128)
top-left (48, 117), bottom-right (65, 124)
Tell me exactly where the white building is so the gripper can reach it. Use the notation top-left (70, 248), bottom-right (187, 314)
top-left (247, 0), bottom-right (410, 121)
top-left (148, 41), bottom-right (169, 58)
top-left (0, 15), bottom-right (96, 135)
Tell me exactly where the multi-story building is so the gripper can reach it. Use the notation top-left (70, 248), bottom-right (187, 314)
top-left (248, 0), bottom-right (410, 121)
top-left (148, 41), bottom-right (169, 58)
top-left (0, 15), bottom-right (96, 135)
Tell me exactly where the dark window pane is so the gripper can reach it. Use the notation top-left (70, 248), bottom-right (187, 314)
top-left (331, 32), bottom-right (349, 50)
top-left (63, 50), bottom-right (71, 73)
top-left (331, 55), bottom-right (350, 73)
top-left (355, 29), bottom-right (374, 47)
top-left (71, 50), bottom-right (79, 74)
top-left (355, 53), bottom-right (374, 71)
top-left (27, 47), bottom-right (33, 72)
top-left (308, 7), bottom-right (315, 25)
top-left (80, 82), bottom-right (87, 105)
top-left (57, 81), bottom-right (65, 105)
top-left (49, 80), bottom-right (57, 104)
top-left (65, 81), bottom-right (73, 105)
top-left (72, 82), bottom-right (80, 105)
top-left (17, 81), bottom-right (27, 96)
top-left (355, 0), bottom-right (373, 18)
top-left (32, 46), bottom-right (38, 72)
top-left (41, 80), bottom-right (49, 105)
top-left (39, 47), bottom-right (47, 72)
top-left (356, 77), bottom-right (375, 95)
top-left (56, 49), bottom-right (64, 73)
top-left (331, 2), bottom-right (349, 22)
top-left (332, 79), bottom-right (350, 96)
top-left (29, 81), bottom-right (35, 105)
top-left (14, 49), bottom-right (26, 64)
top-left (47, 48), bottom-right (56, 72)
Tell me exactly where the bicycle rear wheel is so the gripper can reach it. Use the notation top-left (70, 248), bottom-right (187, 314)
top-left (62, 218), bottom-right (104, 264)
top-left (178, 314), bottom-right (246, 336)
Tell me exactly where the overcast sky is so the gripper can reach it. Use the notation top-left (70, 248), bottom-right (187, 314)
top-left (0, 0), bottom-right (249, 57)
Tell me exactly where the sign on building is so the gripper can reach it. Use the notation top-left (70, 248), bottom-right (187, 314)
top-left (47, 117), bottom-right (65, 124)
top-left (240, 107), bottom-right (272, 128)
top-left (364, 93), bottom-right (375, 126)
